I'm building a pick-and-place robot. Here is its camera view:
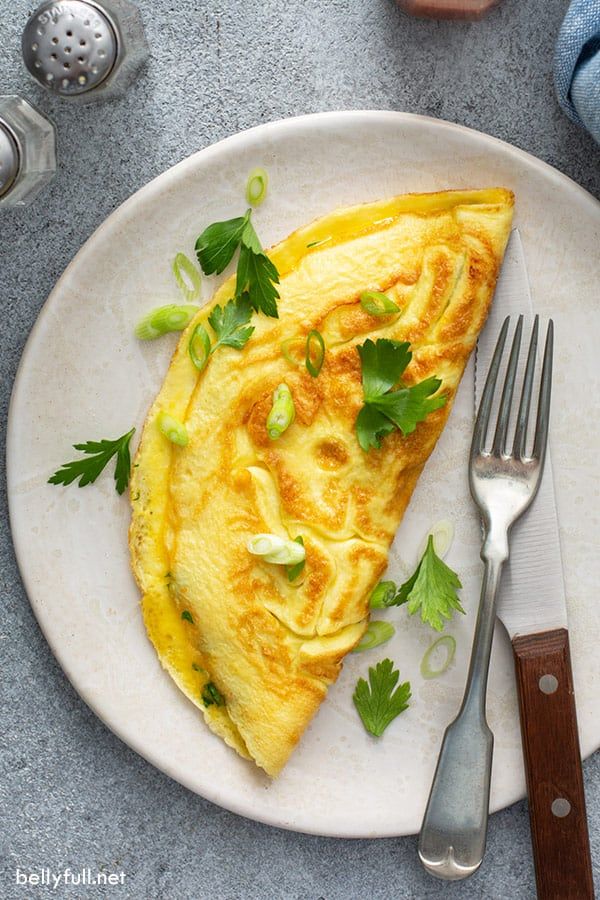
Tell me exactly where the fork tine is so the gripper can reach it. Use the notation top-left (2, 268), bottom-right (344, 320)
top-left (471, 316), bottom-right (510, 455)
top-left (492, 315), bottom-right (523, 455)
top-left (513, 315), bottom-right (539, 458)
top-left (532, 319), bottom-right (554, 462)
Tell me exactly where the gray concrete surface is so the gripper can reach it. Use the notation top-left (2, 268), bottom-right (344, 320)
top-left (1, 1), bottom-right (599, 898)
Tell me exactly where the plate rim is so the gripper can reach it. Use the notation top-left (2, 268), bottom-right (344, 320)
top-left (7, 110), bottom-right (600, 839)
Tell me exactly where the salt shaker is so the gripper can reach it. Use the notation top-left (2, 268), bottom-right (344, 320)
top-left (22, 0), bottom-right (149, 101)
top-left (0, 96), bottom-right (57, 209)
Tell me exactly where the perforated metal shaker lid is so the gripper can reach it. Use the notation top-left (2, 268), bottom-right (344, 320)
top-left (22, 1), bottom-right (119, 96)
top-left (0, 123), bottom-right (20, 198)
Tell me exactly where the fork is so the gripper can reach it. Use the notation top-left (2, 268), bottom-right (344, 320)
top-left (418, 315), bottom-right (553, 880)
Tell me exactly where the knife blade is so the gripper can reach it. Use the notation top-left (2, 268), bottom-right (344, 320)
top-left (475, 230), bottom-right (568, 638)
top-left (474, 230), bottom-right (593, 900)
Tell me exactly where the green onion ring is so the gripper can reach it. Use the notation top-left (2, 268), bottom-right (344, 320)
top-left (247, 533), bottom-right (306, 566)
top-left (266, 383), bottom-right (295, 440)
top-left (245, 167), bottom-right (268, 206)
top-left (157, 411), bottom-right (189, 447)
top-left (173, 252), bottom-right (202, 301)
top-left (305, 329), bottom-right (325, 377)
top-left (188, 324), bottom-right (212, 371)
top-left (420, 635), bottom-right (456, 679)
top-left (135, 304), bottom-right (199, 340)
top-left (280, 337), bottom-right (305, 367)
top-left (417, 519), bottom-right (455, 560)
top-left (352, 621), bottom-right (396, 653)
top-left (360, 290), bottom-right (399, 316)
top-left (369, 580), bottom-right (397, 609)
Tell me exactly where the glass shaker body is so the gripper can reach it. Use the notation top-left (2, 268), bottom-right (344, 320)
top-left (0, 96), bottom-right (57, 209)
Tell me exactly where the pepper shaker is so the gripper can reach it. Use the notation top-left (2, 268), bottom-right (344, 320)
top-left (22, 0), bottom-right (149, 101)
top-left (0, 96), bottom-right (57, 209)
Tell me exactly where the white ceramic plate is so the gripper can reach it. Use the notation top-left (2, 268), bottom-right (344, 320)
top-left (8, 112), bottom-right (600, 838)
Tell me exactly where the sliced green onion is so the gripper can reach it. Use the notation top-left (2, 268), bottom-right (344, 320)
top-left (202, 682), bottom-right (225, 707)
top-left (280, 337), bottom-right (305, 367)
top-left (420, 635), bottom-right (456, 679)
top-left (247, 533), bottom-right (306, 566)
top-left (266, 383), bottom-right (295, 440)
top-left (352, 621), bottom-right (396, 653)
top-left (369, 580), bottom-right (398, 609)
top-left (245, 167), bottom-right (269, 206)
top-left (360, 290), bottom-right (399, 316)
top-left (157, 411), bottom-right (189, 447)
top-left (188, 323), bottom-right (212, 371)
top-left (287, 536), bottom-right (305, 582)
top-left (173, 252), bottom-right (202, 301)
top-left (135, 304), bottom-right (200, 340)
top-left (305, 329), bottom-right (325, 378)
top-left (418, 519), bottom-right (455, 560)
top-left (181, 610), bottom-right (194, 624)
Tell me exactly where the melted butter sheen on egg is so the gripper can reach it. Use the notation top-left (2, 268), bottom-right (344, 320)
top-left (129, 188), bottom-right (514, 776)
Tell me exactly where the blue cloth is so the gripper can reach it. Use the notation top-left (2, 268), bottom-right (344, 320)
top-left (554, 0), bottom-right (600, 143)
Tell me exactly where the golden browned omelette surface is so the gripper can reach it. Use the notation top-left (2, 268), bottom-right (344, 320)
top-left (129, 188), bottom-right (514, 776)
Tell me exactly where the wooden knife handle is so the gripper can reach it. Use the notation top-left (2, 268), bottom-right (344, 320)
top-left (512, 629), bottom-right (594, 900)
top-left (397, 0), bottom-right (501, 20)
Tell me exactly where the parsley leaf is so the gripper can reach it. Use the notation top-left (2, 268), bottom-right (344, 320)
top-left (181, 610), bottom-right (194, 624)
top-left (359, 338), bottom-right (412, 399)
top-left (355, 339), bottom-right (447, 451)
top-left (396, 535), bottom-right (464, 631)
top-left (194, 209), bottom-right (280, 317)
top-left (236, 242), bottom-right (280, 318)
top-left (353, 658), bottom-right (411, 737)
top-left (48, 428), bottom-right (135, 495)
top-left (371, 377), bottom-right (446, 436)
top-left (356, 405), bottom-right (396, 451)
top-left (195, 213), bottom-right (249, 275)
top-left (208, 295), bottom-right (255, 352)
top-left (241, 216), bottom-right (263, 254)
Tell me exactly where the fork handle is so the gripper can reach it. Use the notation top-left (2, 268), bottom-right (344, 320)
top-left (418, 556), bottom-right (501, 879)
top-left (512, 628), bottom-right (594, 900)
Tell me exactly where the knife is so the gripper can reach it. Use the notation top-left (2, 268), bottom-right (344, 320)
top-left (475, 231), bottom-right (594, 899)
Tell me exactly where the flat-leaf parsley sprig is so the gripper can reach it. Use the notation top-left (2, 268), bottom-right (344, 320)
top-left (188, 295), bottom-right (255, 371)
top-left (49, 428), bottom-right (135, 495)
top-left (369, 535), bottom-right (464, 632)
top-left (195, 208), bottom-right (280, 318)
top-left (355, 338), bottom-right (447, 451)
top-left (208, 294), bottom-right (255, 352)
top-left (396, 534), bottom-right (464, 631)
top-left (353, 658), bottom-right (411, 737)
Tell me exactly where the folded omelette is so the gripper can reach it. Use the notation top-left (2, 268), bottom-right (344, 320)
top-left (130, 188), bottom-right (514, 776)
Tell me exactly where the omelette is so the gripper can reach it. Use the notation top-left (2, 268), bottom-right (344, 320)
top-left (129, 188), bottom-right (514, 776)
